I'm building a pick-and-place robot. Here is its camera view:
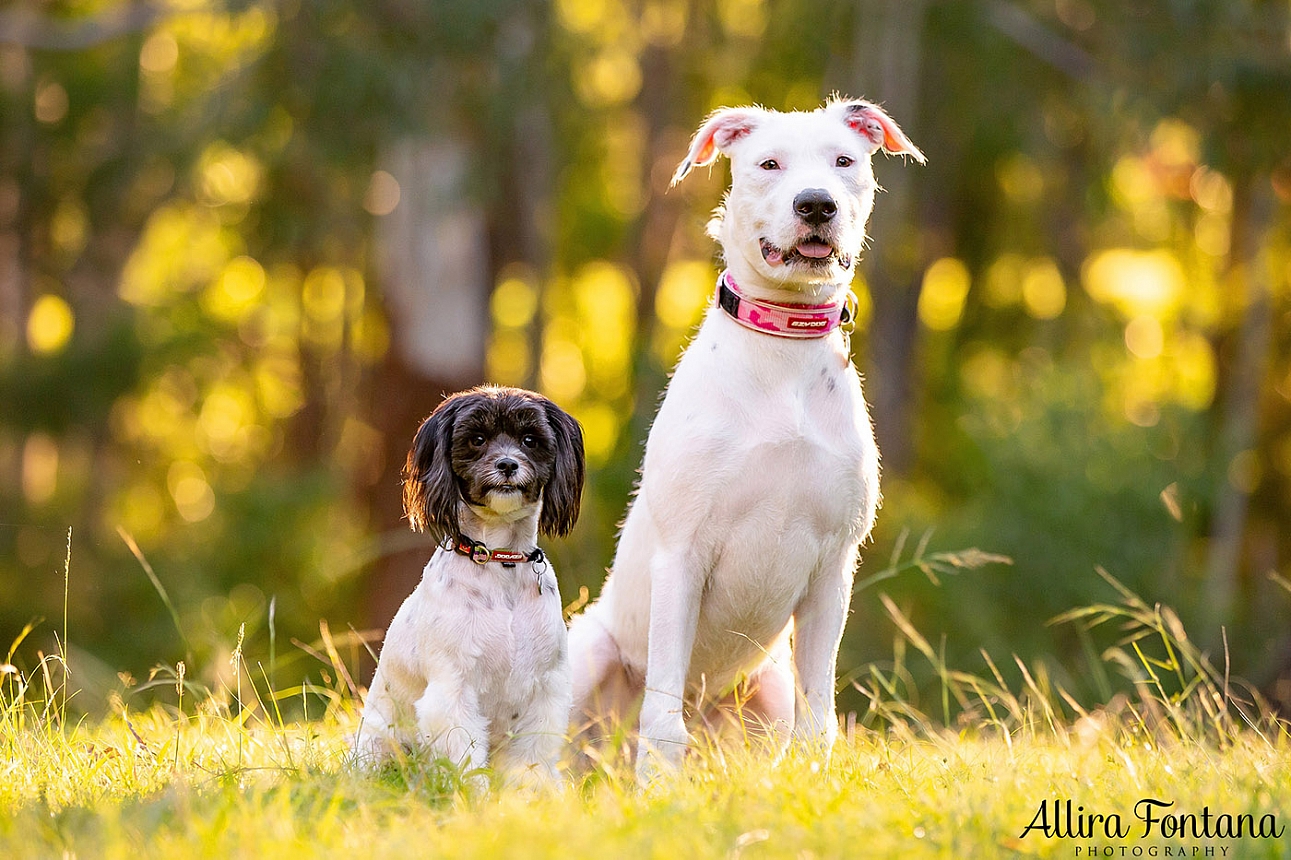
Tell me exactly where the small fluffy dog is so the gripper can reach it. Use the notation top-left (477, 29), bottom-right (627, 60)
top-left (568, 98), bottom-right (924, 779)
top-left (358, 386), bottom-right (584, 785)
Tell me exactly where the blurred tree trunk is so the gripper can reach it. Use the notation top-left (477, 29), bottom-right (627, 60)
top-left (365, 137), bottom-right (490, 632)
top-left (1201, 177), bottom-right (1276, 640)
top-left (834, 0), bottom-right (929, 476)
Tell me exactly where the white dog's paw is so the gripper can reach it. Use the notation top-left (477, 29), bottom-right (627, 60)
top-left (635, 718), bottom-right (692, 784)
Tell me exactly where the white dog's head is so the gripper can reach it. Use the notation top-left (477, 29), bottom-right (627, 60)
top-left (672, 98), bottom-right (924, 292)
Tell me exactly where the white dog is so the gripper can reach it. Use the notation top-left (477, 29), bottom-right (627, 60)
top-left (567, 99), bottom-right (924, 779)
top-left (357, 386), bottom-right (585, 786)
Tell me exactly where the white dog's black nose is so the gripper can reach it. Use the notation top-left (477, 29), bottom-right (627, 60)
top-left (496, 457), bottom-right (520, 477)
top-left (793, 189), bottom-right (837, 225)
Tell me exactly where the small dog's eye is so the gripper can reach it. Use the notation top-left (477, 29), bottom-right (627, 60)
top-left (759, 159), bottom-right (780, 171)
top-left (836, 155), bottom-right (854, 168)
top-left (521, 434), bottom-right (538, 449)
top-left (468, 433), bottom-right (486, 447)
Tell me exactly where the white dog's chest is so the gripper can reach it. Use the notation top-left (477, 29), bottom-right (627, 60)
top-left (611, 312), bottom-right (879, 682)
top-left (645, 312), bottom-right (877, 535)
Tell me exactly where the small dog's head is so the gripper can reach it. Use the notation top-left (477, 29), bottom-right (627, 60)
top-left (402, 386), bottom-right (585, 542)
top-left (671, 98), bottom-right (924, 289)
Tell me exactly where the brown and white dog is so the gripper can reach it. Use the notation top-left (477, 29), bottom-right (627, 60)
top-left (358, 386), bottom-right (584, 786)
top-left (568, 99), bottom-right (924, 780)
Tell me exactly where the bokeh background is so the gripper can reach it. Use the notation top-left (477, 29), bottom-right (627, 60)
top-left (2, 0), bottom-right (1290, 718)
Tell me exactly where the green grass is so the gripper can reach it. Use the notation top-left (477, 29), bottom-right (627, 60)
top-left (2, 571), bottom-right (1290, 859)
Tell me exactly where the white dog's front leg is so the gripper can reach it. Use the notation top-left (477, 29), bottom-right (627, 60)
top-left (636, 548), bottom-right (703, 782)
top-left (790, 544), bottom-right (858, 757)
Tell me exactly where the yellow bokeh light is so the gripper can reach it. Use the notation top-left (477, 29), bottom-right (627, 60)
top-left (572, 401), bottom-right (621, 465)
top-left (1195, 212), bottom-right (1230, 257)
top-left (491, 270), bottom-right (539, 329)
top-left (1150, 118), bottom-right (1200, 169)
top-left (1082, 248), bottom-right (1185, 319)
top-left (850, 276), bottom-right (873, 331)
top-left (196, 142), bottom-right (262, 208)
top-left (656, 260), bottom-right (714, 329)
top-left (363, 170), bottom-right (401, 216)
top-left (116, 482), bottom-right (166, 541)
top-left (168, 461), bottom-right (215, 523)
top-left (34, 80), bottom-right (68, 124)
top-left (541, 331), bottom-right (587, 404)
top-left (204, 255), bottom-right (266, 323)
top-left (487, 329), bottom-right (531, 387)
top-left (576, 52), bottom-right (642, 107)
top-left (1190, 167), bottom-right (1232, 213)
top-left (199, 385), bottom-right (258, 462)
top-left (574, 261), bottom-right (635, 394)
top-left (555, 0), bottom-right (609, 34)
top-left (302, 266), bottom-right (346, 322)
top-left (1124, 314), bottom-right (1164, 359)
top-left (1111, 157), bottom-right (1156, 207)
top-left (140, 31), bottom-right (179, 73)
top-left (1021, 259), bottom-right (1066, 319)
top-left (352, 308), bottom-right (390, 364)
top-left (983, 254), bottom-right (1025, 307)
top-left (918, 257), bottom-right (971, 330)
top-left (22, 433), bottom-right (59, 505)
top-left (960, 348), bottom-right (1014, 402)
top-left (640, 0), bottom-right (687, 46)
top-left (120, 204), bottom-right (232, 305)
top-left (256, 353), bottom-right (304, 418)
top-left (27, 294), bottom-right (75, 354)
top-left (1170, 331), bottom-right (1216, 410)
top-left (51, 199), bottom-right (88, 257)
top-left (997, 153), bottom-right (1044, 204)
top-left (717, 0), bottom-right (766, 38)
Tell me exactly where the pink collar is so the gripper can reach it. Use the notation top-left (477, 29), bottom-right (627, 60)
top-left (715, 271), bottom-right (853, 338)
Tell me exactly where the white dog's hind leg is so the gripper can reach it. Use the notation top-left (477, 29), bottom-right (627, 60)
top-left (636, 548), bottom-right (703, 781)
top-left (789, 544), bottom-right (859, 757)
top-left (732, 631), bottom-right (796, 755)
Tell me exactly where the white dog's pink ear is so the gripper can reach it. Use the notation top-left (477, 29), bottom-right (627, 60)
top-left (671, 107), bottom-right (762, 186)
top-left (839, 100), bottom-right (926, 164)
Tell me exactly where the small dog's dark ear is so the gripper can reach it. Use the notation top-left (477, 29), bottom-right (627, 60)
top-left (402, 397), bottom-right (463, 541)
top-left (538, 399), bottom-right (585, 538)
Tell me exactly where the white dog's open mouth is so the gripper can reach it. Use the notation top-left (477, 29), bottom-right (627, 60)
top-left (760, 237), bottom-right (852, 269)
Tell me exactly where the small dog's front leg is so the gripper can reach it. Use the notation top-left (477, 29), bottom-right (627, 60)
top-left (637, 548), bottom-right (703, 782)
top-left (415, 679), bottom-right (490, 781)
top-left (790, 544), bottom-right (859, 758)
top-left (493, 668), bottom-right (571, 788)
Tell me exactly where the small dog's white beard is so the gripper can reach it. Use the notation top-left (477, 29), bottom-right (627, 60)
top-left (485, 488), bottom-right (525, 516)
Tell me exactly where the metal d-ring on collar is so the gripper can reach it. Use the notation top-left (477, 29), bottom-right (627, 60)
top-left (449, 536), bottom-right (550, 593)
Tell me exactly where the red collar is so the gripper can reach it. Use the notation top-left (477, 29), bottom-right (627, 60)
top-left (715, 271), bottom-right (853, 338)
top-left (451, 536), bottom-right (545, 569)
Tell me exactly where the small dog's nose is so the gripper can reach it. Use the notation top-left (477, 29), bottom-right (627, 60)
top-left (793, 188), bottom-right (837, 225)
top-left (495, 457), bottom-right (520, 477)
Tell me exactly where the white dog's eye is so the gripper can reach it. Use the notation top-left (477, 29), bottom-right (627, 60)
top-left (836, 155), bottom-right (855, 168)
top-left (759, 159), bottom-right (780, 171)
top-left (521, 434), bottom-right (538, 449)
